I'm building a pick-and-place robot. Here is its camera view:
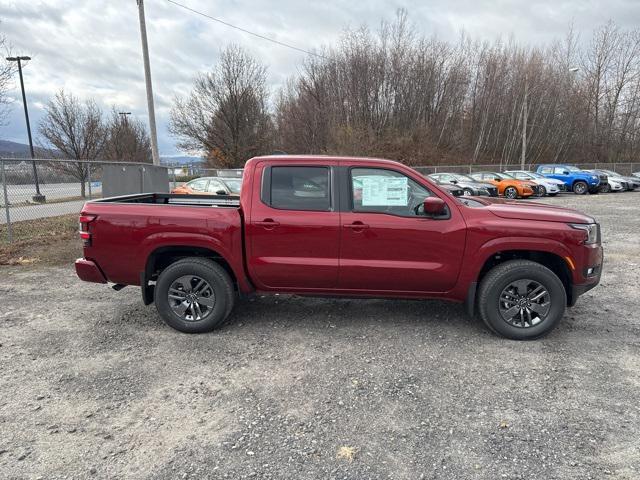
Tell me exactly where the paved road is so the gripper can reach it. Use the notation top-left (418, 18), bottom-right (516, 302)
top-left (0, 182), bottom-right (102, 224)
top-left (1, 182), bottom-right (102, 204)
top-left (0, 199), bottom-right (87, 224)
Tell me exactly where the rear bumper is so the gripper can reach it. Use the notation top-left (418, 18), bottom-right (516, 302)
top-left (75, 258), bottom-right (107, 284)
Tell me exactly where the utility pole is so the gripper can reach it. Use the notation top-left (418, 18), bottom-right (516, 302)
top-left (521, 73), bottom-right (528, 171)
top-left (6, 56), bottom-right (45, 202)
top-left (136, 0), bottom-right (160, 165)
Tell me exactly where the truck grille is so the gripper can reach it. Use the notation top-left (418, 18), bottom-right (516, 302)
top-left (599, 174), bottom-right (608, 184)
top-left (558, 183), bottom-right (567, 191)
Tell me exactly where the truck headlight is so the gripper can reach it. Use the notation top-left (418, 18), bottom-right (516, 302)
top-left (591, 175), bottom-right (598, 180)
top-left (568, 223), bottom-right (600, 244)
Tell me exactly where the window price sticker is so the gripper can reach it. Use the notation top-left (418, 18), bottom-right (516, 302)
top-left (361, 176), bottom-right (408, 206)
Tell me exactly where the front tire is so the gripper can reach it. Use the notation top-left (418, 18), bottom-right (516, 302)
top-left (573, 181), bottom-right (588, 195)
top-left (504, 186), bottom-right (518, 199)
top-left (154, 257), bottom-right (236, 333)
top-left (478, 260), bottom-right (566, 340)
top-left (538, 185), bottom-right (547, 196)
top-left (600, 183), bottom-right (611, 193)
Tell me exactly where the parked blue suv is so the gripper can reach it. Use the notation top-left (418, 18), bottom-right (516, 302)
top-left (536, 164), bottom-right (606, 195)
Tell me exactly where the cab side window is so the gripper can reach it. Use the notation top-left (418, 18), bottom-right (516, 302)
top-left (540, 167), bottom-right (552, 174)
top-left (268, 166), bottom-right (330, 211)
top-left (351, 168), bottom-right (431, 217)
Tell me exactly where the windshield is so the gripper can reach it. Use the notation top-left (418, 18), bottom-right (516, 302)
top-left (452, 173), bottom-right (475, 182)
top-left (223, 179), bottom-right (242, 194)
top-left (497, 172), bottom-right (515, 179)
top-left (528, 172), bottom-right (545, 179)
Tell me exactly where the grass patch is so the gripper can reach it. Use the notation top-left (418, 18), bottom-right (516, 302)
top-left (0, 214), bottom-right (82, 266)
top-left (336, 446), bottom-right (357, 462)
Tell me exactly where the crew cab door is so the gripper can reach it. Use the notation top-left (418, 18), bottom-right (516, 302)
top-left (246, 162), bottom-right (340, 290)
top-left (338, 166), bottom-right (466, 293)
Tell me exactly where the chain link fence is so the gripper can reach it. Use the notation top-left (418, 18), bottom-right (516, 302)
top-left (2, 157), bottom-right (639, 243)
top-left (1, 158), bottom-right (179, 243)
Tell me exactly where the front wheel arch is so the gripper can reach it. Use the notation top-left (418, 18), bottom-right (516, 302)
top-left (474, 250), bottom-right (573, 307)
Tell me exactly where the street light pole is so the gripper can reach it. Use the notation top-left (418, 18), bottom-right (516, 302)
top-left (6, 55), bottom-right (45, 202)
top-left (136, 0), bottom-right (160, 165)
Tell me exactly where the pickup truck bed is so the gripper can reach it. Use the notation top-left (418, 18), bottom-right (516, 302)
top-left (76, 155), bottom-right (603, 340)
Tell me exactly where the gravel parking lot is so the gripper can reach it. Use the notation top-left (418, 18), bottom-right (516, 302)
top-left (1, 192), bottom-right (638, 479)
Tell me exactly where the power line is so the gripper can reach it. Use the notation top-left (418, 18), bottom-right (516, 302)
top-left (165, 0), bottom-right (326, 59)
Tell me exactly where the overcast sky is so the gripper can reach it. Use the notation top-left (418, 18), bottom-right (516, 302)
top-left (0, 0), bottom-right (635, 156)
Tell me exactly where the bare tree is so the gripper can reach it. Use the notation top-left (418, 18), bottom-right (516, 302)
top-left (104, 109), bottom-right (152, 162)
top-left (170, 45), bottom-right (273, 168)
top-left (39, 90), bottom-right (106, 197)
top-left (275, 14), bottom-right (640, 166)
top-left (0, 31), bottom-right (14, 126)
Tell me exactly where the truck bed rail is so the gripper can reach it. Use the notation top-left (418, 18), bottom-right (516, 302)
top-left (90, 193), bottom-right (240, 207)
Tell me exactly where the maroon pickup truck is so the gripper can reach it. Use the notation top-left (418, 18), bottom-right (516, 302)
top-left (75, 155), bottom-right (603, 340)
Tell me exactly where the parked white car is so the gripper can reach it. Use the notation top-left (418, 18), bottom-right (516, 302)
top-left (503, 170), bottom-right (566, 196)
top-left (595, 169), bottom-right (639, 191)
top-left (586, 170), bottom-right (627, 192)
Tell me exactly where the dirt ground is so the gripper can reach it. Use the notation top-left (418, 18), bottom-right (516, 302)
top-left (0, 193), bottom-right (639, 480)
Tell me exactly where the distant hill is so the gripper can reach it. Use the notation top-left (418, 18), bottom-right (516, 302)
top-left (0, 139), bottom-right (41, 157)
top-left (0, 140), bottom-right (202, 164)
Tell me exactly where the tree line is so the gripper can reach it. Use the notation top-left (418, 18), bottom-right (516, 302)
top-left (171, 13), bottom-right (640, 168)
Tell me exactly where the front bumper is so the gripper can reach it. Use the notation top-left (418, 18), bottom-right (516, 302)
top-left (568, 244), bottom-right (603, 306)
top-left (75, 258), bottom-right (107, 284)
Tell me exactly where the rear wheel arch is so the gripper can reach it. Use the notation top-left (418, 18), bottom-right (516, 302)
top-left (142, 246), bottom-right (239, 304)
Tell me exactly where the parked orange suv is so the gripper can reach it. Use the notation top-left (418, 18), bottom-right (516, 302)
top-left (470, 172), bottom-right (538, 199)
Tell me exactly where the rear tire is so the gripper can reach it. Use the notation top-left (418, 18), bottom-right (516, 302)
top-left (573, 181), bottom-right (588, 195)
top-left (154, 257), bottom-right (236, 333)
top-left (600, 183), bottom-right (611, 193)
top-left (538, 185), bottom-right (547, 196)
top-left (463, 188), bottom-right (474, 196)
top-left (478, 260), bottom-right (566, 340)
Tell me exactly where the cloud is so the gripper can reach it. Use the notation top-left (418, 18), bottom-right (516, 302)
top-left (0, 0), bottom-right (637, 155)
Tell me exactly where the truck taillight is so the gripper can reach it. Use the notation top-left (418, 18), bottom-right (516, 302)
top-left (79, 214), bottom-right (97, 246)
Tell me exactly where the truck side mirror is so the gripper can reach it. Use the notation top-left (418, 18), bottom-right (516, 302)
top-left (562, 170), bottom-right (570, 175)
top-left (423, 197), bottom-right (446, 216)
top-left (494, 177), bottom-right (501, 182)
